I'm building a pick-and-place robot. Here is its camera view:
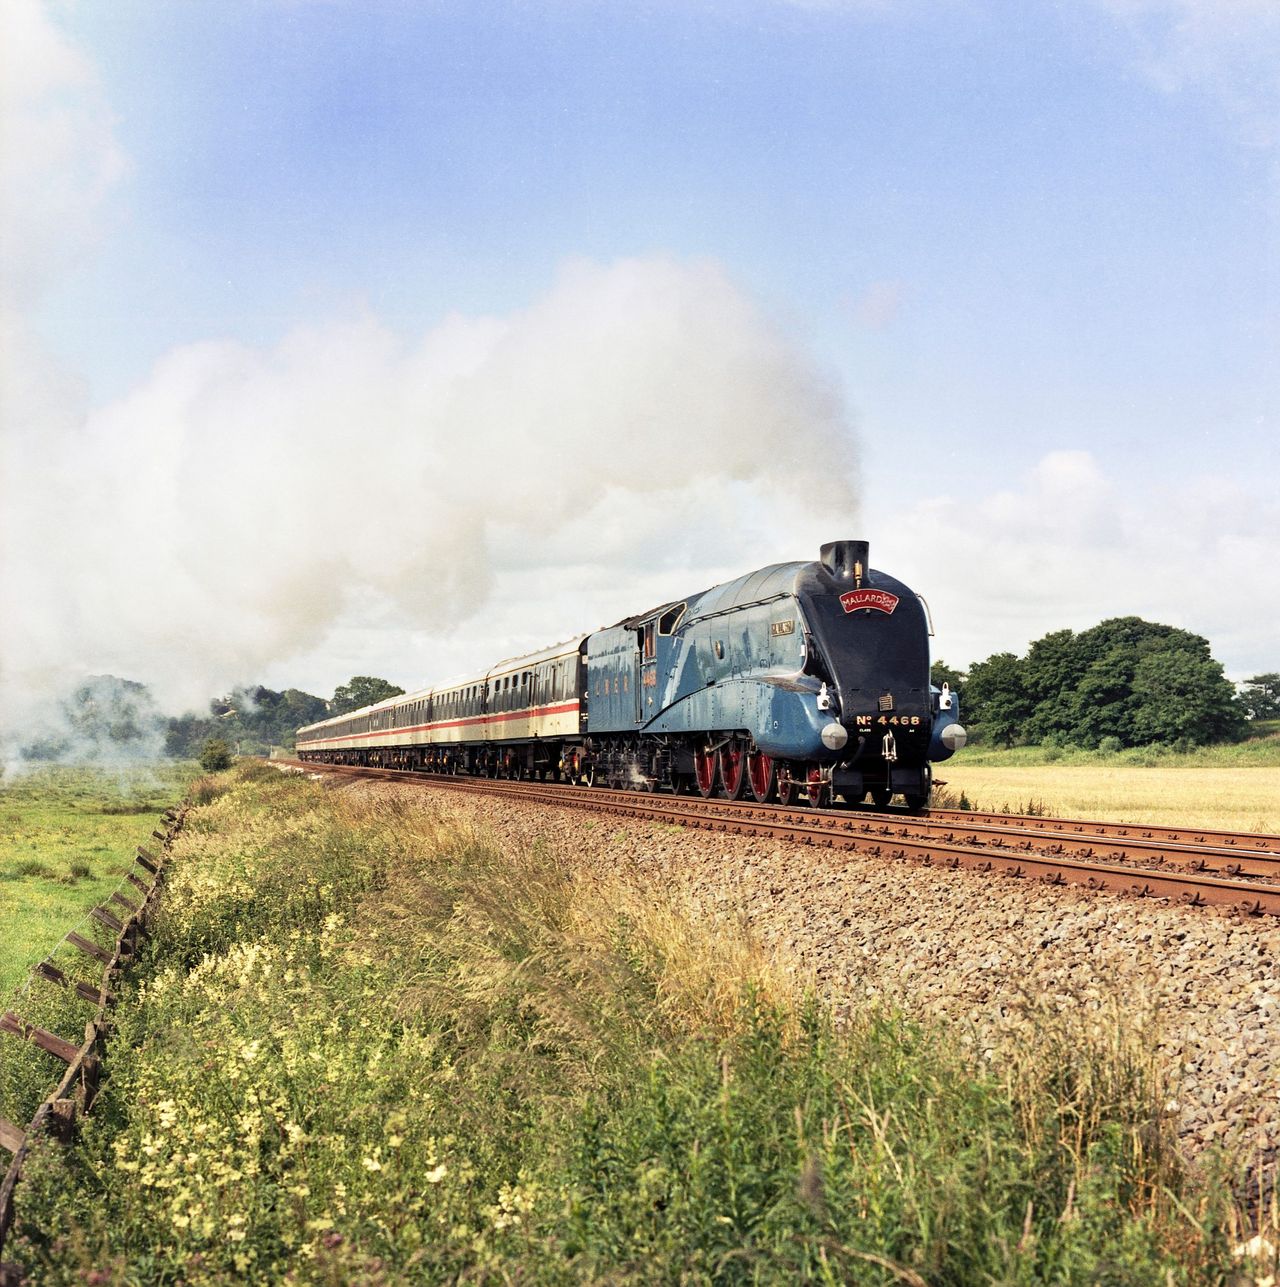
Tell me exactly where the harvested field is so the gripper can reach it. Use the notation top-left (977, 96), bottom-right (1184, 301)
top-left (940, 764), bottom-right (1280, 834)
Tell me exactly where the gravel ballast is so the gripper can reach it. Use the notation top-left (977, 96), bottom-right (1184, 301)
top-left (345, 777), bottom-right (1279, 1168)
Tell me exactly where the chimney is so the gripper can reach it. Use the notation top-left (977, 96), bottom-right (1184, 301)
top-left (819, 540), bottom-right (869, 582)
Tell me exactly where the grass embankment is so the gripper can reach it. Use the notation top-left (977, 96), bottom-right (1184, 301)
top-left (6, 764), bottom-right (1267, 1285)
top-left (0, 764), bottom-right (195, 999)
top-left (955, 730), bottom-right (1280, 770)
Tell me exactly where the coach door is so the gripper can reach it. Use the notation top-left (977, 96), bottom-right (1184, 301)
top-left (637, 619), bottom-right (656, 724)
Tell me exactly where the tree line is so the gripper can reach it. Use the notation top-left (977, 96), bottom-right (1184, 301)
top-left (163, 675), bottom-right (405, 759)
top-left (932, 616), bottom-right (1277, 749)
top-left (20, 675), bottom-right (405, 763)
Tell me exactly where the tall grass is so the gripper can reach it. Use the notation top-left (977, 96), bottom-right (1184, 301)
top-left (6, 766), bottom-right (1270, 1284)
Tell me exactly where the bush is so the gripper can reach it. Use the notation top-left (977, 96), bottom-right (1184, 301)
top-left (198, 738), bottom-right (233, 773)
top-left (1098, 736), bottom-right (1122, 756)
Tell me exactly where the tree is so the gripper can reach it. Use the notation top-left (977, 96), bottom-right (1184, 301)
top-left (330, 676), bottom-right (405, 716)
top-left (1130, 648), bottom-right (1245, 746)
top-left (165, 683), bottom-right (329, 757)
top-left (1064, 645), bottom-right (1145, 747)
top-left (23, 675), bottom-right (165, 762)
top-left (963, 652), bottom-right (1030, 746)
top-left (1022, 629), bottom-right (1080, 743)
top-left (1240, 674), bottom-right (1280, 722)
top-left (200, 738), bottom-right (233, 771)
top-left (1010, 616), bottom-right (1245, 749)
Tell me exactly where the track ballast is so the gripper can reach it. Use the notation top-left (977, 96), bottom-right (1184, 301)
top-left (281, 761), bottom-right (1280, 916)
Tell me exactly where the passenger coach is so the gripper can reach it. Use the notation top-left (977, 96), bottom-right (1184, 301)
top-left (296, 638), bottom-right (588, 780)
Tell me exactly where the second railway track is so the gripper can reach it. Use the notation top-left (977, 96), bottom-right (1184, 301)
top-left (284, 760), bottom-right (1280, 916)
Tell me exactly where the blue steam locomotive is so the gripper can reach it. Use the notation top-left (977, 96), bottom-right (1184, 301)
top-left (296, 539), bottom-right (966, 810)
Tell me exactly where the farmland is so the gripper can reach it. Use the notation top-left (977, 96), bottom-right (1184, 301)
top-left (940, 764), bottom-right (1280, 834)
top-left (0, 764), bottom-right (194, 1000)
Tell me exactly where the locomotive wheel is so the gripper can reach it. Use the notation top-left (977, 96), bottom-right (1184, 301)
top-left (805, 768), bottom-right (830, 809)
top-left (776, 768), bottom-right (800, 807)
top-left (719, 743), bottom-right (747, 800)
top-left (869, 787), bottom-right (892, 808)
top-left (694, 745), bottom-right (719, 798)
top-left (746, 751), bottom-right (775, 803)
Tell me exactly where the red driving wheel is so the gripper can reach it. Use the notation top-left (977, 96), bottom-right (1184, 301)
top-left (694, 744), bottom-right (718, 798)
top-left (719, 743), bottom-right (746, 800)
top-left (777, 766), bottom-right (799, 807)
top-left (746, 751), bottom-right (774, 803)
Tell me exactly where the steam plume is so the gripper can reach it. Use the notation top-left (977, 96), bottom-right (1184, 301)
top-left (2, 260), bottom-right (859, 739)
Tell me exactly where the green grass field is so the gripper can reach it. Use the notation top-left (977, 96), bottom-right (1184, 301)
top-left (0, 763), bottom-right (194, 1000)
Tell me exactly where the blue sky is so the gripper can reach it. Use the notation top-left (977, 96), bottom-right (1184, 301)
top-left (2, 0), bottom-right (1277, 711)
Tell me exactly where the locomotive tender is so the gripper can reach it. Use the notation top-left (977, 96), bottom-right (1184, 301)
top-left (295, 540), bottom-right (967, 809)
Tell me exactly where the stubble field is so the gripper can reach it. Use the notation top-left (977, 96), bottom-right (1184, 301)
top-left (939, 764), bottom-right (1280, 834)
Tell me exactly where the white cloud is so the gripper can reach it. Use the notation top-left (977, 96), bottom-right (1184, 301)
top-left (876, 449), bottom-right (1278, 677)
top-left (0, 0), bottom-right (126, 306)
top-left (1093, 0), bottom-right (1280, 145)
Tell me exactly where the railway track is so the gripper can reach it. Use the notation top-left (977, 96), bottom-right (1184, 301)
top-left (283, 760), bottom-right (1280, 916)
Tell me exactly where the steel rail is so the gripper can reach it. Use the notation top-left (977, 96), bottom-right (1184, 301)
top-left (289, 762), bottom-right (1280, 877)
top-left (282, 761), bottom-right (1280, 916)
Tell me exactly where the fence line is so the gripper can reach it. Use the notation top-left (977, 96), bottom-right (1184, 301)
top-left (0, 805), bottom-right (185, 1285)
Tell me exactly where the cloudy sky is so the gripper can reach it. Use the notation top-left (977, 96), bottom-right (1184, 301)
top-left (1, 0), bottom-right (1276, 722)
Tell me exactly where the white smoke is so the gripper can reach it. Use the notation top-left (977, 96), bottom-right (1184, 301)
top-left (1, 3), bottom-right (863, 753)
top-left (1, 260), bottom-right (859, 739)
